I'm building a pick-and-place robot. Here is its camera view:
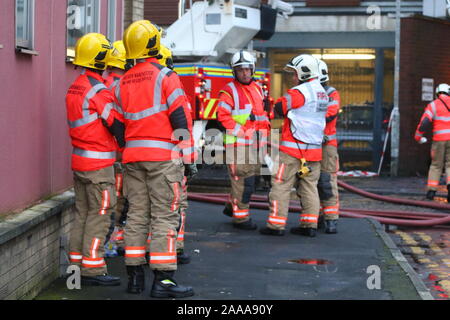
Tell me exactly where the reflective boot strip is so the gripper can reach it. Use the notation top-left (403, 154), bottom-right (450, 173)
top-left (268, 215), bottom-right (287, 226)
top-left (73, 148), bottom-right (116, 159)
top-left (81, 257), bottom-right (106, 268)
top-left (300, 214), bottom-right (319, 224)
top-left (125, 246), bottom-right (146, 258)
top-left (323, 205), bottom-right (339, 216)
top-left (427, 180), bottom-right (439, 187)
top-left (69, 252), bottom-right (83, 263)
top-left (149, 252), bottom-right (177, 264)
top-left (233, 209), bottom-right (249, 219)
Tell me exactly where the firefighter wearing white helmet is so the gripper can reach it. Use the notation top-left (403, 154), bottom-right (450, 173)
top-left (260, 54), bottom-right (328, 237)
top-left (415, 83), bottom-right (450, 201)
top-left (316, 59), bottom-right (341, 234)
top-left (217, 50), bottom-right (271, 230)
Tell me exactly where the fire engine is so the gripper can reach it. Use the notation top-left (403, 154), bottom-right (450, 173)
top-left (162, 0), bottom-right (294, 149)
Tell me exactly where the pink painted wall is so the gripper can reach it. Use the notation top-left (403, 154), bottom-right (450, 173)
top-left (0, 0), bottom-right (123, 215)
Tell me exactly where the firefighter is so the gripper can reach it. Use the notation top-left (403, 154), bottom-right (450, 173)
top-left (104, 41), bottom-right (126, 89)
top-left (260, 54), bottom-right (328, 237)
top-left (217, 50), bottom-right (271, 230)
top-left (317, 59), bottom-right (340, 234)
top-left (415, 83), bottom-right (450, 201)
top-left (103, 40), bottom-right (127, 256)
top-left (67, 33), bottom-right (125, 286)
top-left (116, 20), bottom-right (196, 298)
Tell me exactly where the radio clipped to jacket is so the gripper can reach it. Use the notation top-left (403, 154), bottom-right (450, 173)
top-left (297, 158), bottom-right (311, 178)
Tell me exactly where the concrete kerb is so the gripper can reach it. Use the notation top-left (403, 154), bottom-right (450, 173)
top-left (367, 218), bottom-right (434, 300)
top-left (0, 190), bottom-right (75, 246)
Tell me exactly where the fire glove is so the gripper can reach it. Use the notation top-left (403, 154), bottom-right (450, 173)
top-left (184, 163), bottom-right (198, 182)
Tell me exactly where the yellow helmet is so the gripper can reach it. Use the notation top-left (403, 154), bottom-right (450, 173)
top-left (158, 44), bottom-right (174, 70)
top-left (73, 33), bottom-right (112, 70)
top-left (123, 20), bottom-right (160, 59)
top-left (107, 40), bottom-right (126, 70)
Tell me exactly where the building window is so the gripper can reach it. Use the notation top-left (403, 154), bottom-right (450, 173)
top-left (66, 0), bottom-right (101, 60)
top-left (15, 0), bottom-right (35, 50)
top-left (107, 0), bottom-right (117, 42)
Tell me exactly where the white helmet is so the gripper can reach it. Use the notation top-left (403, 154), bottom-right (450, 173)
top-left (230, 50), bottom-right (256, 73)
top-left (436, 83), bottom-right (450, 96)
top-left (284, 54), bottom-right (320, 81)
top-left (318, 59), bottom-right (329, 83)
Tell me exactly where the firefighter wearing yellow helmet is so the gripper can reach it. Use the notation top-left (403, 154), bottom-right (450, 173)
top-left (116, 20), bottom-right (196, 298)
top-left (67, 32), bottom-right (125, 286)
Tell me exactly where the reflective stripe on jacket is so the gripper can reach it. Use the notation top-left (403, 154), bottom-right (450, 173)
top-left (276, 81), bottom-right (324, 161)
top-left (323, 86), bottom-right (340, 147)
top-left (415, 95), bottom-right (450, 142)
top-left (66, 69), bottom-right (120, 171)
top-left (115, 57), bottom-right (196, 163)
top-left (217, 79), bottom-right (270, 147)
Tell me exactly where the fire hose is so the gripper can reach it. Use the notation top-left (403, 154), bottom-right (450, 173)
top-left (187, 182), bottom-right (450, 226)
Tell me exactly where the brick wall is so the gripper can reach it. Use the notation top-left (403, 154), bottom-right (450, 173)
top-left (124, 0), bottom-right (145, 29)
top-left (0, 192), bottom-right (74, 300)
top-left (399, 15), bottom-right (450, 176)
top-left (144, 0), bottom-right (179, 26)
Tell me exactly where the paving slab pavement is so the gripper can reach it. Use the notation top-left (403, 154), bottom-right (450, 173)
top-left (36, 200), bottom-right (425, 300)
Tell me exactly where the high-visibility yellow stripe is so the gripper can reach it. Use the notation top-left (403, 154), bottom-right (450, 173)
top-left (204, 99), bottom-right (218, 119)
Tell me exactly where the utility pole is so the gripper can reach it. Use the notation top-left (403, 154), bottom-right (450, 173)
top-left (390, 0), bottom-right (401, 176)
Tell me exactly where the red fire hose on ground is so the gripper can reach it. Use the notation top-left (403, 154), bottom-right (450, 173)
top-left (188, 180), bottom-right (450, 227)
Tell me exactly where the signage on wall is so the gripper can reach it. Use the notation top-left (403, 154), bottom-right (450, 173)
top-left (422, 78), bottom-right (435, 101)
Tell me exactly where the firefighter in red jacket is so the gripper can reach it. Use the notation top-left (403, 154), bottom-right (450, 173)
top-left (103, 40), bottom-right (127, 256)
top-left (415, 83), bottom-right (450, 201)
top-left (67, 33), bottom-right (125, 286)
top-left (260, 54), bottom-right (328, 237)
top-left (158, 43), bottom-right (194, 265)
top-left (217, 50), bottom-right (271, 230)
top-left (116, 20), bottom-right (196, 298)
top-left (317, 59), bottom-right (340, 234)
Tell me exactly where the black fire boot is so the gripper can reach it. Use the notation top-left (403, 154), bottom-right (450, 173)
top-left (81, 274), bottom-right (121, 286)
top-left (177, 250), bottom-right (191, 265)
top-left (150, 270), bottom-right (194, 298)
top-left (233, 218), bottom-right (257, 230)
top-left (426, 190), bottom-right (436, 200)
top-left (318, 215), bottom-right (325, 229)
top-left (223, 203), bottom-right (233, 217)
top-left (126, 265), bottom-right (145, 294)
top-left (325, 220), bottom-right (338, 234)
top-left (290, 226), bottom-right (316, 237)
top-left (259, 227), bottom-right (285, 236)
